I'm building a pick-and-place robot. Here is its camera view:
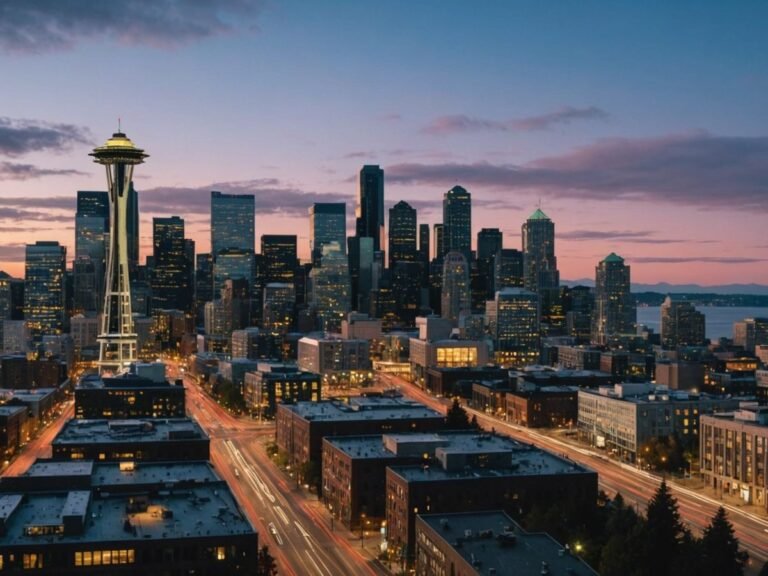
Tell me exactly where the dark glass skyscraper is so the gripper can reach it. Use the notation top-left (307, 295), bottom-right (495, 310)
top-left (443, 185), bottom-right (472, 261)
top-left (25, 241), bottom-right (66, 337)
top-left (211, 191), bottom-right (255, 256)
top-left (261, 235), bottom-right (298, 285)
top-left (310, 203), bottom-right (346, 266)
top-left (591, 253), bottom-right (635, 344)
top-left (355, 165), bottom-right (384, 252)
top-left (522, 208), bottom-right (559, 293)
top-left (151, 216), bottom-right (193, 313)
top-left (75, 191), bottom-right (109, 313)
top-left (388, 200), bottom-right (417, 267)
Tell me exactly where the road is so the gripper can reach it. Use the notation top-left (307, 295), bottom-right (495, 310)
top-left (2, 400), bottom-right (74, 477)
top-left (379, 373), bottom-right (768, 569)
top-left (181, 368), bottom-right (387, 576)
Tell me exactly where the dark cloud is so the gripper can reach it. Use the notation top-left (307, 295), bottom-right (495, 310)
top-left (422, 106), bottom-right (608, 135)
top-left (0, 245), bottom-right (28, 262)
top-left (343, 151), bottom-right (372, 159)
top-left (0, 162), bottom-right (87, 180)
top-left (512, 106), bottom-right (609, 131)
top-left (0, 117), bottom-right (93, 157)
top-left (387, 132), bottom-right (768, 212)
top-left (558, 230), bottom-right (703, 245)
top-left (632, 256), bottom-right (765, 265)
top-left (0, 207), bottom-right (72, 223)
top-left (139, 179), bottom-right (353, 218)
top-left (0, 0), bottom-right (263, 54)
top-left (0, 196), bottom-right (75, 211)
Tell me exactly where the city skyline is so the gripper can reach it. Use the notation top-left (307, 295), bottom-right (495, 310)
top-left (1, 1), bottom-right (767, 284)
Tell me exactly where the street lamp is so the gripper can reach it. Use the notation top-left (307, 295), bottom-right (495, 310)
top-left (360, 513), bottom-right (366, 548)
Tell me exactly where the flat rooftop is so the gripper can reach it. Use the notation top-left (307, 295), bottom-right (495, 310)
top-left (92, 461), bottom-right (219, 488)
top-left (418, 511), bottom-right (598, 576)
top-left (285, 398), bottom-right (443, 422)
top-left (388, 434), bottom-right (593, 482)
top-left (53, 419), bottom-right (207, 445)
top-left (0, 484), bottom-right (253, 546)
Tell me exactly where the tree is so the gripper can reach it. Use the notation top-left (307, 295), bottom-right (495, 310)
top-left (445, 398), bottom-right (470, 429)
top-left (643, 480), bottom-right (689, 576)
top-left (700, 507), bottom-right (748, 576)
top-left (257, 545), bottom-right (278, 576)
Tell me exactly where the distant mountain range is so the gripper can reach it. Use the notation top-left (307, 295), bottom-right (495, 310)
top-left (563, 280), bottom-right (768, 296)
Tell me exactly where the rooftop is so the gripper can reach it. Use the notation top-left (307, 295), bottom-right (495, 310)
top-left (418, 511), bottom-right (598, 576)
top-left (385, 433), bottom-right (593, 482)
top-left (285, 398), bottom-right (443, 423)
top-left (53, 419), bottom-right (206, 445)
top-left (0, 485), bottom-right (252, 546)
top-left (528, 208), bottom-right (550, 221)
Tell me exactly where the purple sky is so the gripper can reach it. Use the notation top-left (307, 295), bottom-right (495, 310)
top-left (1, 1), bottom-right (766, 284)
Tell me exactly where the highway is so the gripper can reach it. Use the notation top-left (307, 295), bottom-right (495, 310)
top-left (181, 369), bottom-right (387, 576)
top-left (379, 373), bottom-right (768, 570)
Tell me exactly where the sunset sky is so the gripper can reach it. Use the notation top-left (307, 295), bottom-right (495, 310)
top-left (1, 1), bottom-right (766, 285)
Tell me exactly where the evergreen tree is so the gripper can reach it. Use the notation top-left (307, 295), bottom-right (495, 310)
top-left (598, 493), bottom-right (647, 576)
top-left (445, 398), bottom-right (470, 429)
top-left (643, 480), bottom-right (688, 575)
top-left (257, 545), bottom-right (278, 576)
top-left (700, 507), bottom-right (748, 576)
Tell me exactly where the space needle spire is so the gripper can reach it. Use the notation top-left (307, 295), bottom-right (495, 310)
top-left (90, 130), bottom-right (148, 375)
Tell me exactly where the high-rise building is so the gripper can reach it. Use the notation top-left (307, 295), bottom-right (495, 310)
top-left (564, 285), bottom-right (594, 343)
top-left (476, 228), bottom-right (503, 302)
top-left (592, 253), bottom-right (635, 345)
top-left (391, 261), bottom-right (422, 328)
top-left (433, 224), bottom-right (444, 260)
top-left (494, 248), bottom-right (524, 291)
top-left (661, 296), bottom-right (707, 349)
top-left (210, 191), bottom-right (255, 257)
top-left (90, 131), bottom-right (147, 374)
top-left (441, 252), bottom-right (471, 322)
top-left (194, 253), bottom-right (214, 322)
top-left (443, 186), bottom-right (472, 260)
top-left (348, 236), bottom-right (373, 313)
top-left (151, 216), bottom-right (193, 313)
top-left (419, 223), bottom-right (430, 264)
top-left (355, 165), bottom-right (385, 253)
top-left (213, 248), bottom-right (254, 296)
top-left (127, 183), bottom-right (140, 274)
top-left (310, 203), bottom-right (346, 266)
top-left (733, 317), bottom-right (768, 353)
top-left (522, 208), bottom-right (560, 330)
top-left (261, 235), bottom-right (297, 286)
top-left (263, 282), bottom-right (296, 335)
top-left (75, 191), bottom-right (109, 314)
top-left (522, 208), bottom-right (559, 293)
top-left (486, 288), bottom-right (540, 367)
top-left (388, 200), bottom-right (417, 267)
top-left (311, 245), bottom-right (351, 333)
top-left (25, 241), bottom-right (66, 338)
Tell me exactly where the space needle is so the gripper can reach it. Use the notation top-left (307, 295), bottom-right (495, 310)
top-left (90, 130), bottom-right (148, 375)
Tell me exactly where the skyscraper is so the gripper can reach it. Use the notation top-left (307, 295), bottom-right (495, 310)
top-left (591, 253), bottom-right (635, 345)
top-left (522, 208), bottom-right (559, 293)
top-left (213, 248), bottom-right (254, 297)
top-left (74, 191), bottom-right (109, 314)
top-left (311, 245), bottom-right (351, 333)
top-left (90, 131), bottom-right (147, 374)
top-left (211, 191), bottom-right (255, 257)
top-left (441, 251), bottom-right (471, 322)
top-left (388, 200), bottom-right (417, 267)
top-left (486, 288), bottom-right (540, 367)
top-left (151, 216), bottom-right (193, 313)
top-left (348, 236), bottom-right (373, 313)
top-left (310, 203), bottom-right (346, 266)
top-left (263, 282), bottom-right (296, 335)
top-left (433, 223), bottom-right (445, 260)
top-left (25, 241), bottom-right (67, 338)
top-left (195, 253), bottom-right (214, 323)
top-left (443, 186), bottom-right (472, 260)
top-left (355, 165), bottom-right (385, 252)
top-left (661, 296), bottom-right (706, 349)
top-left (261, 235), bottom-right (298, 285)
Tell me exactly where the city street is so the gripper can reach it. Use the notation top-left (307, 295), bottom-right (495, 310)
top-left (380, 373), bottom-right (768, 569)
top-left (182, 370), bottom-right (388, 576)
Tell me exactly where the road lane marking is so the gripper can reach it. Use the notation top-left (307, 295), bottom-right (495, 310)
top-left (274, 505), bottom-right (290, 525)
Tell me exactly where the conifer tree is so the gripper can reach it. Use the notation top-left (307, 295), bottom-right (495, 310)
top-left (701, 507), bottom-right (748, 576)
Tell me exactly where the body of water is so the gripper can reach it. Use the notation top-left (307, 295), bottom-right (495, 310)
top-left (636, 306), bottom-right (768, 341)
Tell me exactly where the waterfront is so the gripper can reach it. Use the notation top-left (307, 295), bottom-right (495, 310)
top-left (637, 306), bottom-right (768, 341)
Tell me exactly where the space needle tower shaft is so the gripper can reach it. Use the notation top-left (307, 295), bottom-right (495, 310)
top-left (90, 131), bottom-right (148, 375)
